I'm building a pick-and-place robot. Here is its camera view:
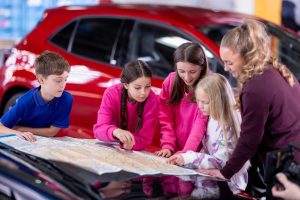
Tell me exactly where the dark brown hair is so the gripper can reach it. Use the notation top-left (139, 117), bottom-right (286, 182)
top-left (34, 51), bottom-right (70, 77)
top-left (120, 60), bottom-right (152, 132)
top-left (169, 42), bottom-right (208, 104)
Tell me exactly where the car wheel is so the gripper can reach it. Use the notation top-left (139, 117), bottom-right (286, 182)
top-left (3, 92), bottom-right (25, 115)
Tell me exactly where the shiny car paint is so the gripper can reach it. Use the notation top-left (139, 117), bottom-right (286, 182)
top-left (0, 4), bottom-right (299, 149)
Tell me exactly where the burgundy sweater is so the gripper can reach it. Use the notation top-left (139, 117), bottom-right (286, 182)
top-left (220, 66), bottom-right (300, 179)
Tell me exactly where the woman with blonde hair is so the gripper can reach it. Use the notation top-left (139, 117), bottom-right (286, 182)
top-left (168, 74), bottom-right (249, 194)
top-left (199, 19), bottom-right (300, 197)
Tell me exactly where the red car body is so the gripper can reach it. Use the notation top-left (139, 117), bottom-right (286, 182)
top-left (1, 4), bottom-right (299, 149)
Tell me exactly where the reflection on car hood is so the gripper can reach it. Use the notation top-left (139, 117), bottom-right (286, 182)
top-left (0, 143), bottom-right (102, 200)
top-left (0, 142), bottom-right (243, 200)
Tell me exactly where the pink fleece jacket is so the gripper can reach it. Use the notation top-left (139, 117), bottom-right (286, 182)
top-left (93, 83), bottom-right (159, 151)
top-left (159, 72), bottom-right (208, 153)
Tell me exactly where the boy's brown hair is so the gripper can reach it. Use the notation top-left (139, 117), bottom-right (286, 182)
top-left (34, 51), bottom-right (70, 77)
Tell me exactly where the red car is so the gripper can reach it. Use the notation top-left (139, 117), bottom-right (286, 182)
top-left (1, 4), bottom-right (300, 147)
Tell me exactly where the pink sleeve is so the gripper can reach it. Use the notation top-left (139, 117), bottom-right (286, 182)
top-left (179, 109), bottom-right (208, 153)
top-left (158, 74), bottom-right (177, 152)
top-left (131, 93), bottom-right (159, 151)
top-left (93, 87), bottom-right (118, 142)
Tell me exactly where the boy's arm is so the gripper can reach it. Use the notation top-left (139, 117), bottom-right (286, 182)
top-left (0, 123), bottom-right (36, 141)
top-left (0, 96), bottom-right (36, 141)
top-left (13, 126), bottom-right (60, 137)
top-left (0, 123), bottom-right (24, 135)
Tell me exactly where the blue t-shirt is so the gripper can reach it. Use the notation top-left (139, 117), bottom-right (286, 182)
top-left (0, 87), bottom-right (73, 128)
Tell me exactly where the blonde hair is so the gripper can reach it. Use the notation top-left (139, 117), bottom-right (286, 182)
top-left (221, 19), bottom-right (295, 108)
top-left (195, 74), bottom-right (241, 149)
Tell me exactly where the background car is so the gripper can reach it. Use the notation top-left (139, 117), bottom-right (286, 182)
top-left (0, 4), bottom-right (299, 148)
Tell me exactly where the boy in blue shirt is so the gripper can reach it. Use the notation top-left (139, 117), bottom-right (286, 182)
top-left (0, 51), bottom-right (73, 141)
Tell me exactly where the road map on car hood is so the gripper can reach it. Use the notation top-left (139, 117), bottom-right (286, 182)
top-left (0, 135), bottom-right (203, 176)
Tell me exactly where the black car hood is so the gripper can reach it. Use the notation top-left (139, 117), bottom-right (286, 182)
top-left (0, 143), bottom-right (101, 200)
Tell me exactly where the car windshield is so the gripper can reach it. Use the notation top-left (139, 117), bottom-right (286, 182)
top-left (198, 23), bottom-right (300, 81)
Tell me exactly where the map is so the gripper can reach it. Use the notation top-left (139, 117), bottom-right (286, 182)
top-left (0, 135), bottom-right (202, 176)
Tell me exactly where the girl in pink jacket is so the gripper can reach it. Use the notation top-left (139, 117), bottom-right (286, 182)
top-left (93, 60), bottom-right (159, 151)
top-left (155, 42), bottom-right (208, 157)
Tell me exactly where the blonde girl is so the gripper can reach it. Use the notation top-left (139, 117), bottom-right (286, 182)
top-left (168, 74), bottom-right (249, 193)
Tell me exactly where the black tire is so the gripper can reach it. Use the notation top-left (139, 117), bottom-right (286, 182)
top-left (3, 92), bottom-right (25, 115)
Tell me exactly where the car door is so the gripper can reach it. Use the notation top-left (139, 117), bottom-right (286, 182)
top-left (49, 17), bottom-right (134, 138)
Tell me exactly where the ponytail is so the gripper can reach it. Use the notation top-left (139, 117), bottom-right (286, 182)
top-left (272, 58), bottom-right (295, 87)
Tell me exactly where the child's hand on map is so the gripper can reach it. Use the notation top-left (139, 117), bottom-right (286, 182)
top-left (113, 128), bottom-right (135, 149)
top-left (155, 149), bottom-right (172, 158)
top-left (17, 131), bottom-right (36, 142)
top-left (123, 142), bottom-right (134, 150)
top-left (167, 154), bottom-right (184, 166)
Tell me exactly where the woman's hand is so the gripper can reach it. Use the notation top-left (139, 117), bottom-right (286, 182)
top-left (272, 173), bottom-right (300, 200)
top-left (167, 154), bottom-right (184, 166)
top-left (155, 149), bottom-right (172, 157)
top-left (198, 168), bottom-right (226, 180)
top-left (113, 129), bottom-right (135, 149)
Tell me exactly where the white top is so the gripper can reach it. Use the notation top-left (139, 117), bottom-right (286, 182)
top-left (181, 117), bottom-right (249, 193)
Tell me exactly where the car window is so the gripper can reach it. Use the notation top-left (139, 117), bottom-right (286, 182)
top-left (71, 18), bottom-right (123, 64)
top-left (113, 20), bottom-right (135, 67)
top-left (131, 22), bottom-right (235, 84)
top-left (50, 21), bottom-right (76, 50)
top-left (199, 23), bottom-right (300, 81)
top-left (198, 24), bottom-right (235, 46)
top-left (133, 23), bottom-right (191, 78)
top-left (267, 23), bottom-right (300, 80)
